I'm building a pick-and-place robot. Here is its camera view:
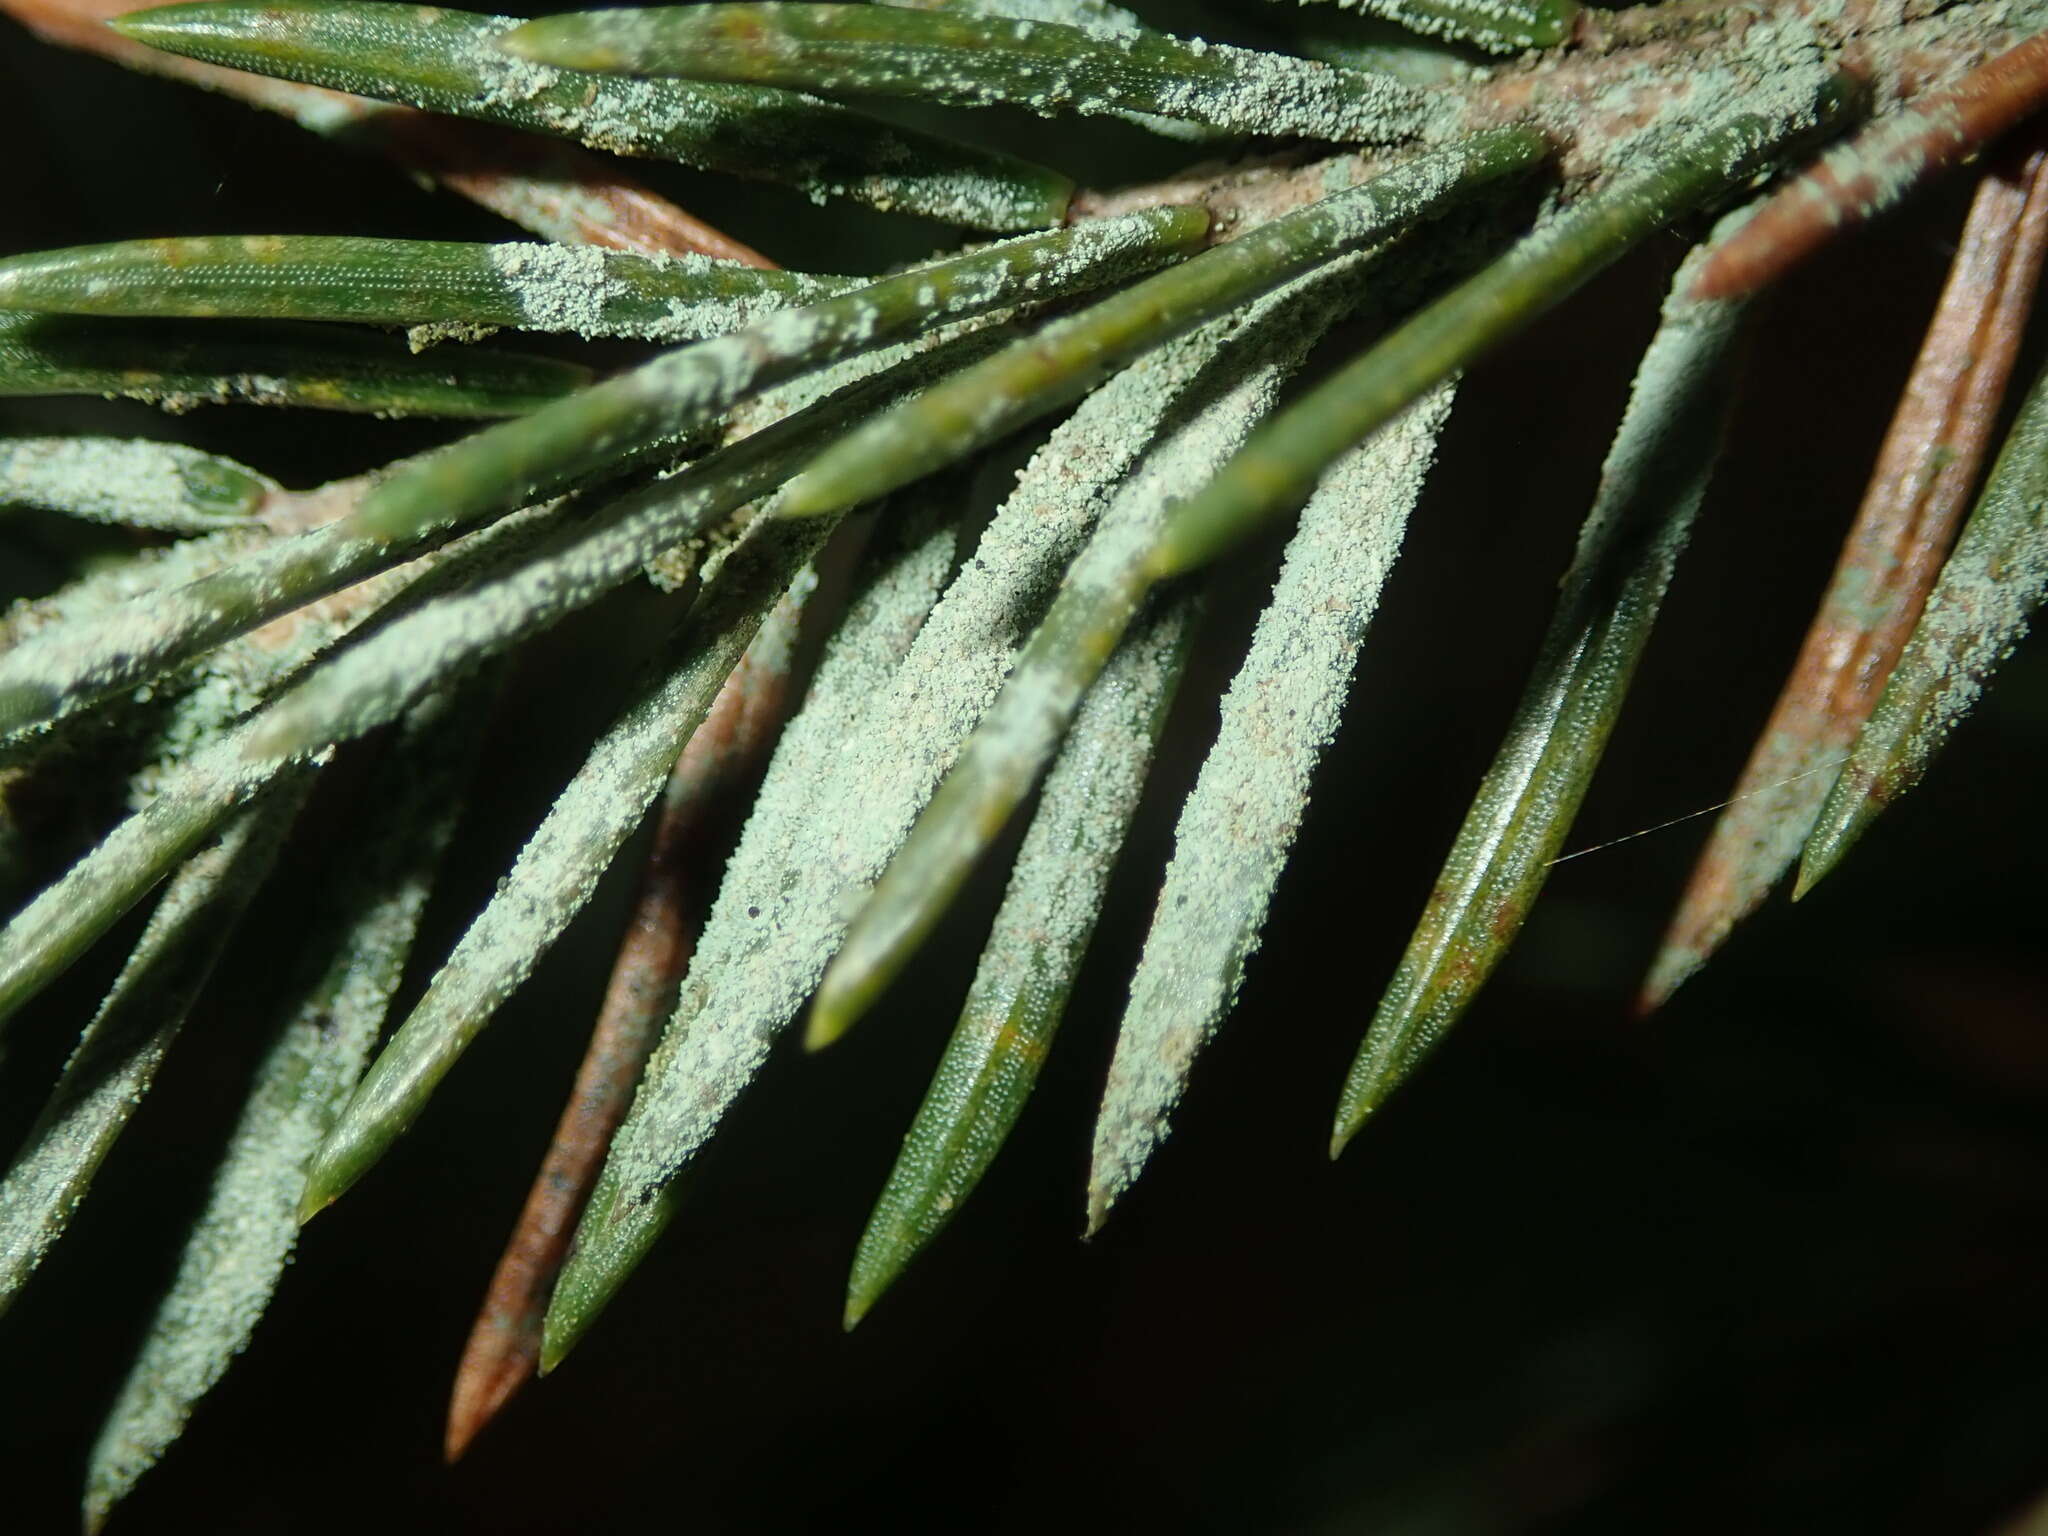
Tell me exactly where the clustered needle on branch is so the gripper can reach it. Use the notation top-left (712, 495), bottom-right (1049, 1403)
top-left (2, 0), bottom-right (2048, 1523)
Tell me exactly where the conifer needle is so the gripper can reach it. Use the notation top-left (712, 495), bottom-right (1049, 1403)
top-left (807, 246), bottom-right (1386, 1051)
top-left (1692, 32), bottom-right (2048, 302)
top-left (1292, 0), bottom-right (1579, 56)
top-left (0, 437), bottom-right (276, 532)
top-left (4, 0), bottom-right (773, 262)
top-left (778, 126), bottom-right (1548, 522)
top-left (1332, 227), bottom-right (1753, 1154)
top-left (111, 0), bottom-right (1077, 230)
top-left (1153, 95), bottom-right (1851, 579)
top-left (1085, 381), bottom-right (1454, 1230)
top-left (846, 591), bottom-right (1192, 1323)
top-left (0, 211), bottom-right (1189, 747)
top-left (443, 601), bottom-right (796, 1459)
top-left (295, 523), bottom-right (827, 1221)
top-left (1644, 139), bottom-right (2048, 1007)
top-left (502, 3), bottom-right (1441, 143)
top-left (338, 205), bottom-right (1204, 546)
top-left (549, 325), bottom-right (1267, 1350)
top-left (0, 312), bottom-right (585, 414)
top-left (1796, 352), bottom-right (2048, 896)
top-left (0, 236), bottom-right (854, 339)
top-left (0, 779), bottom-right (306, 1316)
top-left (84, 679), bottom-right (495, 1526)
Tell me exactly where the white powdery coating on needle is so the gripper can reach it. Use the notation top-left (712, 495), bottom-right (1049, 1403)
top-left (0, 787), bottom-right (301, 1311)
top-left (475, 49), bottom-right (1056, 231)
top-left (131, 490), bottom-right (547, 800)
top-left (485, 242), bottom-right (854, 342)
top-left (1135, 39), bottom-right (1439, 144)
top-left (346, 536), bottom-right (823, 1133)
top-left (1088, 380), bottom-right (1455, 1223)
top-left (490, 241), bottom-right (624, 339)
top-left (300, 354), bottom-right (1036, 1153)
top-left (84, 688), bottom-right (482, 1527)
top-left (0, 201), bottom-right (1072, 746)
top-left (626, 495), bottom-right (966, 1087)
top-left (604, 324), bottom-right (1224, 1199)
top-left (1, 529), bottom-right (265, 659)
top-left (493, 205), bottom-right (1185, 494)
top-left (0, 503), bottom-right (549, 1071)
top-left (1582, 14), bottom-right (1835, 183)
top-left (260, 321), bottom-right (1007, 768)
top-left (904, 250), bottom-right (1389, 965)
top-left (857, 586), bottom-right (1190, 1272)
top-left (609, 248), bottom-right (1377, 1200)
top-left (1843, 354), bottom-right (2048, 797)
top-left (885, 0), bottom-right (1142, 30)
top-left (958, 592), bottom-right (1185, 1027)
top-left (881, 0), bottom-right (1225, 141)
top-left (0, 437), bottom-right (274, 533)
top-left (160, 5), bottom-right (1068, 231)
top-left (645, 5), bottom-right (1434, 143)
top-left (1295, 0), bottom-right (1563, 54)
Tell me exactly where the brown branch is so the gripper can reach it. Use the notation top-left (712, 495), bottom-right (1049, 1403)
top-left (1080, 0), bottom-right (2048, 226)
top-left (1641, 129), bottom-right (2048, 1011)
top-left (1, 0), bottom-right (776, 266)
top-left (443, 591), bottom-right (802, 1462)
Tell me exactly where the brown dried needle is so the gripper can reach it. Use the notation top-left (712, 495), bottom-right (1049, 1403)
top-left (444, 592), bottom-right (800, 1460)
top-left (1691, 31), bottom-right (2048, 301)
top-left (1643, 131), bottom-right (2048, 1009)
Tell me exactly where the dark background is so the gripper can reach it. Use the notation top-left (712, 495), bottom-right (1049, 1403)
top-left (4, 3), bottom-right (2048, 1532)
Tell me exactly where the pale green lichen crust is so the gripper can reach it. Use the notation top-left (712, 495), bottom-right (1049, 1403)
top-left (1085, 381), bottom-right (1452, 1229)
